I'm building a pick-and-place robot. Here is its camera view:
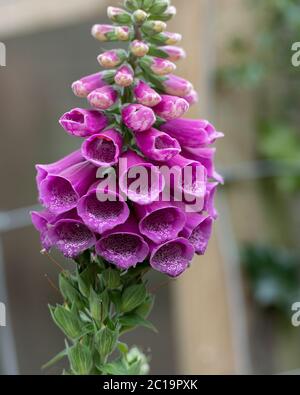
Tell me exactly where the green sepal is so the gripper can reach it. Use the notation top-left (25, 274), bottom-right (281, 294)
top-left (149, 0), bottom-right (170, 15)
top-left (68, 342), bottom-right (93, 375)
top-left (49, 305), bottom-right (85, 340)
top-left (120, 284), bottom-right (147, 313)
top-left (148, 45), bottom-right (169, 59)
top-left (103, 268), bottom-right (121, 289)
top-left (119, 312), bottom-right (158, 333)
top-left (95, 327), bottom-right (118, 360)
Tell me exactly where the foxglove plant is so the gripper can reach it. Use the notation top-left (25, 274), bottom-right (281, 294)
top-left (31, 0), bottom-right (223, 375)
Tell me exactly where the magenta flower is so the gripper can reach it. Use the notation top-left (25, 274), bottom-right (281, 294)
top-left (30, 210), bottom-right (56, 251)
top-left (88, 86), bottom-right (118, 110)
top-left (180, 212), bottom-right (213, 255)
top-left (77, 183), bottom-right (130, 234)
top-left (162, 74), bottom-right (193, 97)
top-left (121, 104), bottom-right (156, 132)
top-left (150, 238), bottom-right (194, 277)
top-left (183, 147), bottom-right (224, 183)
top-left (134, 80), bottom-right (161, 107)
top-left (71, 71), bottom-right (114, 98)
top-left (49, 214), bottom-right (96, 258)
top-left (95, 216), bottom-right (149, 269)
top-left (39, 161), bottom-right (97, 215)
top-left (161, 118), bottom-right (224, 147)
top-left (59, 108), bottom-right (108, 138)
top-left (135, 201), bottom-right (186, 245)
top-left (36, 150), bottom-right (83, 191)
top-left (159, 46), bottom-right (186, 62)
top-left (114, 65), bottom-right (134, 87)
top-left (81, 129), bottom-right (123, 167)
top-left (135, 127), bottom-right (181, 161)
top-left (166, 154), bottom-right (207, 206)
top-left (153, 95), bottom-right (189, 121)
top-left (184, 89), bottom-right (199, 106)
top-left (119, 150), bottom-right (165, 205)
top-left (97, 49), bottom-right (127, 68)
top-left (204, 182), bottom-right (219, 220)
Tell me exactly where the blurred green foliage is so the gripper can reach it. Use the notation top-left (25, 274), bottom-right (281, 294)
top-left (217, 0), bottom-right (300, 193)
top-left (242, 244), bottom-right (300, 317)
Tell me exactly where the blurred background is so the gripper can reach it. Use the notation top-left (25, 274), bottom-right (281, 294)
top-left (0, 0), bottom-right (300, 375)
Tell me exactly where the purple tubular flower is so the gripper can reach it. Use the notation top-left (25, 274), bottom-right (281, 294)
top-left (59, 108), bottom-right (108, 138)
top-left (72, 71), bottom-right (109, 98)
top-left (49, 214), bottom-right (96, 258)
top-left (153, 95), bottom-right (189, 121)
top-left (183, 147), bottom-right (224, 183)
top-left (91, 24), bottom-right (131, 42)
top-left (166, 154), bottom-right (207, 207)
top-left (159, 46), bottom-right (186, 62)
top-left (30, 210), bottom-right (56, 250)
top-left (134, 80), bottom-right (162, 107)
top-left (161, 118), bottom-right (224, 148)
top-left (39, 161), bottom-right (97, 215)
top-left (184, 89), bottom-right (199, 106)
top-left (114, 65), bottom-right (134, 87)
top-left (150, 238), bottom-right (194, 277)
top-left (88, 86), bottom-right (118, 110)
top-left (119, 150), bottom-right (165, 205)
top-left (180, 211), bottom-right (213, 255)
top-left (135, 127), bottom-right (181, 161)
top-left (121, 104), bottom-right (156, 132)
top-left (36, 150), bottom-right (84, 191)
top-left (95, 216), bottom-right (149, 269)
top-left (204, 182), bottom-right (219, 220)
top-left (81, 129), bottom-right (123, 167)
top-left (162, 74), bottom-right (193, 97)
top-left (77, 183), bottom-right (130, 234)
top-left (135, 201), bottom-right (186, 245)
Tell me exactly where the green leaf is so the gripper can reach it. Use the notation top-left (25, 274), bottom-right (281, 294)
top-left (121, 284), bottom-right (147, 313)
top-left (95, 327), bottom-right (118, 360)
top-left (103, 268), bottom-right (121, 289)
top-left (89, 288), bottom-right (102, 325)
top-left (109, 290), bottom-right (122, 313)
top-left (42, 349), bottom-right (68, 370)
top-left (59, 272), bottom-right (81, 303)
top-left (134, 295), bottom-right (155, 319)
top-left (50, 305), bottom-right (83, 340)
top-left (119, 313), bottom-right (158, 333)
top-left (101, 359), bottom-right (128, 375)
top-left (68, 342), bottom-right (93, 375)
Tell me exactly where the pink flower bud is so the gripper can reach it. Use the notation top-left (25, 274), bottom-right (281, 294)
top-left (88, 86), bottom-right (118, 110)
top-left (97, 49), bottom-right (127, 68)
top-left (153, 95), bottom-right (189, 121)
top-left (71, 71), bottom-right (115, 98)
top-left (184, 89), bottom-right (199, 105)
top-left (130, 40), bottom-right (150, 57)
top-left (122, 104), bottom-right (156, 132)
top-left (134, 80), bottom-right (162, 107)
top-left (152, 31), bottom-right (182, 45)
top-left (91, 24), bottom-right (131, 42)
top-left (163, 74), bottom-right (193, 97)
top-left (141, 56), bottom-right (176, 76)
top-left (59, 108), bottom-right (108, 137)
top-left (114, 65), bottom-right (134, 87)
top-left (107, 6), bottom-right (132, 24)
top-left (159, 46), bottom-right (186, 62)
